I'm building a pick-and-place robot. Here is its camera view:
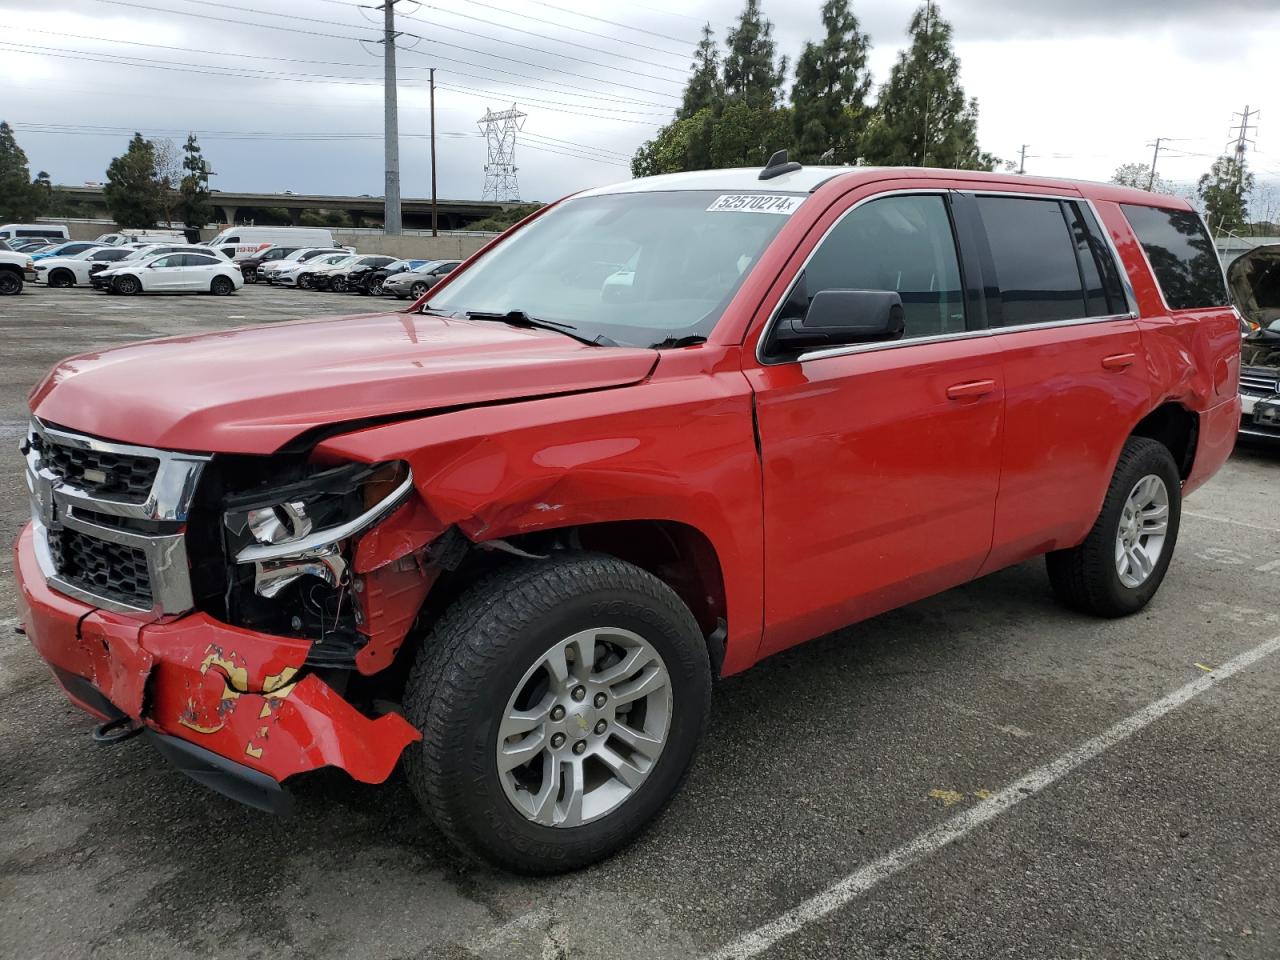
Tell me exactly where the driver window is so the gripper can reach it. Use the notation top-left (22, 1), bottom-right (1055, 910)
top-left (802, 194), bottom-right (966, 338)
top-left (151, 255), bottom-right (178, 267)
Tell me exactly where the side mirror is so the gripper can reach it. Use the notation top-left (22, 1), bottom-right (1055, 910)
top-left (772, 289), bottom-right (905, 352)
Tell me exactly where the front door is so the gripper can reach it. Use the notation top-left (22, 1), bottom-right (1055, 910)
top-left (745, 191), bottom-right (1005, 657)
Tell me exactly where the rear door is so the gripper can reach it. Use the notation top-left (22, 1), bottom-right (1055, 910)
top-left (960, 191), bottom-right (1151, 573)
top-left (745, 187), bottom-right (1006, 657)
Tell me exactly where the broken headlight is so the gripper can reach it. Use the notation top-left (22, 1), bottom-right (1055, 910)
top-left (223, 461), bottom-right (412, 599)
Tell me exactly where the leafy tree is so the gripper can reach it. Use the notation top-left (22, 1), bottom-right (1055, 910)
top-left (708, 101), bottom-right (791, 168)
top-left (103, 133), bottom-right (164, 228)
top-left (469, 203), bottom-right (544, 232)
top-left (632, 109), bottom-right (716, 176)
top-left (1111, 162), bottom-right (1171, 193)
top-left (790, 0), bottom-right (872, 164)
top-left (1198, 155), bottom-right (1254, 235)
top-left (862, 1), bottom-right (995, 170)
top-left (723, 0), bottom-right (786, 110)
top-left (0, 122), bottom-right (48, 221)
top-left (677, 25), bottom-right (725, 120)
top-left (177, 134), bottom-right (212, 229)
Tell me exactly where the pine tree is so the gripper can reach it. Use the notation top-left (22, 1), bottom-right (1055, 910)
top-left (103, 133), bottom-right (164, 228)
top-left (790, 0), bottom-right (872, 164)
top-left (178, 133), bottom-right (212, 229)
top-left (1198, 155), bottom-right (1254, 234)
top-left (723, 0), bottom-right (786, 111)
top-left (862, 1), bottom-right (995, 170)
top-left (677, 25), bottom-right (725, 120)
top-left (0, 122), bottom-right (47, 221)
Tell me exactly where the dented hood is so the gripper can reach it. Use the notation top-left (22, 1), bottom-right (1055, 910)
top-left (30, 311), bottom-right (658, 454)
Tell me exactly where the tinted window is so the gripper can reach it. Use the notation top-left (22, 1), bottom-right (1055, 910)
top-left (438, 262), bottom-right (458, 274)
top-left (150, 255), bottom-right (180, 267)
top-left (1120, 204), bottom-right (1228, 310)
top-left (799, 194), bottom-right (965, 338)
top-left (977, 196), bottom-right (1085, 325)
top-left (1072, 203), bottom-right (1128, 315)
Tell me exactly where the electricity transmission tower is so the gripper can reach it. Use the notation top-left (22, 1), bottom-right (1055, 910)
top-left (478, 105), bottom-right (526, 202)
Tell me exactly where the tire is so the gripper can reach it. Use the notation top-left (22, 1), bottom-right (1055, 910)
top-left (410, 281), bottom-right (428, 299)
top-left (244, 268), bottom-right (257, 284)
top-left (366, 278), bottom-right (382, 296)
top-left (113, 274), bottom-right (141, 296)
top-left (331, 277), bottom-right (347, 293)
top-left (404, 553), bottom-right (711, 874)
top-left (0, 270), bottom-right (23, 295)
top-left (210, 275), bottom-right (234, 296)
top-left (48, 269), bottom-right (75, 288)
top-left (1046, 436), bottom-right (1182, 617)
top-left (298, 274), bottom-right (312, 289)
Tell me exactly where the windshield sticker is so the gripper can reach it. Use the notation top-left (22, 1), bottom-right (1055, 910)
top-left (706, 194), bottom-right (804, 215)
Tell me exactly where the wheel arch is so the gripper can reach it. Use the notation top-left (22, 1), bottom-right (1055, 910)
top-left (49, 267), bottom-right (76, 286)
top-left (1129, 401), bottom-right (1199, 480)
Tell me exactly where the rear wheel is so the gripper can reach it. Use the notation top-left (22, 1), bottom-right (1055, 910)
top-left (0, 270), bottom-right (22, 295)
top-left (1046, 436), bottom-right (1181, 617)
top-left (404, 553), bottom-right (711, 874)
top-left (48, 269), bottom-right (75, 288)
top-left (243, 268), bottom-right (257, 284)
top-left (210, 275), bottom-right (234, 296)
top-left (113, 274), bottom-right (141, 296)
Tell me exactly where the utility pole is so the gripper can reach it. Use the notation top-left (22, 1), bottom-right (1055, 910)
top-left (380, 0), bottom-right (402, 235)
top-left (430, 67), bottom-right (438, 237)
top-left (1017, 144), bottom-right (1029, 175)
top-left (919, 0), bottom-right (933, 166)
top-left (1146, 137), bottom-right (1164, 190)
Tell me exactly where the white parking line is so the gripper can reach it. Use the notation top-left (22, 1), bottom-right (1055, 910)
top-left (706, 631), bottom-right (1280, 960)
top-left (1183, 510), bottom-right (1280, 535)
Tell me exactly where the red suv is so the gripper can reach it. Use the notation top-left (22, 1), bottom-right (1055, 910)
top-left (14, 161), bottom-right (1240, 873)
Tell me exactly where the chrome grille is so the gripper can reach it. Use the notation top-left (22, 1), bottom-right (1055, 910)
top-left (1240, 373), bottom-right (1279, 396)
top-left (38, 439), bottom-right (158, 503)
top-left (23, 420), bottom-right (209, 615)
top-left (48, 527), bottom-right (153, 609)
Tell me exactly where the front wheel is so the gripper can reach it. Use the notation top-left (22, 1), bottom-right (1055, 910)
top-left (1047, 436), bottom-right (1182, 617)
top-left (367, 278), bottom-right (382, 296)
top-left (404, 553), bottom-right (711, 874)
top-left (298, 274), bottom-right (312, 289)
top-left (331, 277), bottom-right (347, 293)
top-left (410, 281), bottom-right (428, 299)
top-left (243, 268), bottom-right (257, 284)
top-left (113, 275), bottom-right (141, 295)
top-left (48, 269), bottom-right (75, 288)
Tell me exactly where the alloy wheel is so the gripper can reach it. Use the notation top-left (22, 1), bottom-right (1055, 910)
top-left (496, 627), bottom-right (671, 828)
top-left (1115, 473), bottom-right (1169, 588)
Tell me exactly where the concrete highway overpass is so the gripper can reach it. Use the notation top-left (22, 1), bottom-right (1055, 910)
top-left (56, 185), bottom-right (516, 231)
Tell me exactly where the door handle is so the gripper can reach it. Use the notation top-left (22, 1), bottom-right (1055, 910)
top-left (946, 379), bottom-right (997, 400)
top-left (1102, 353), bottom-right (1136, 371)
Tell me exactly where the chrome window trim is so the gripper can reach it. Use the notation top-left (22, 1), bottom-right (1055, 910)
top-left (24, 419), bottom-right (208, 615)
top-left (754, 187), bottom-right (1140, 367)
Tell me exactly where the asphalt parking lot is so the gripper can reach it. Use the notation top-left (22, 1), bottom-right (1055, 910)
top-left (1, 285), bottom-right (1278, 959)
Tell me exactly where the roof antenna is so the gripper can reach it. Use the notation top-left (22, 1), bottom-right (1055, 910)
top-left (758, 149), bottom-right (802, 181)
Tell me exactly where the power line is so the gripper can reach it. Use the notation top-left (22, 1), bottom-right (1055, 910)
top-left (521, 0), bottom-right (701, 46)
top-left (394, 1), bottom-right (690, 70)
top-left (447, 0), bottom-right (689, 59)
top-left (87, 0), bottom-right (683, 100)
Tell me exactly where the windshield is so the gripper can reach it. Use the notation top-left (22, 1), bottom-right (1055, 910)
top-left (426, 190), bottom-right (799, 346)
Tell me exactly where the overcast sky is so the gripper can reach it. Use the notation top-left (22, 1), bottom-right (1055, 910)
top-left (3, 0), bottom-right (1280, 205)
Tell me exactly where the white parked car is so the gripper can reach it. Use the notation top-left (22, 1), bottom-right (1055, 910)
top-left (274, 252), bottom-right (351, 287)
top-left (33, 246), bottom-right (136, 287)
top-left (259, 247), bottom-right (352, 283)
top-left (97, 251), bottom-right (243, 296)
top-left (88, 244), bottom-right (228, 288)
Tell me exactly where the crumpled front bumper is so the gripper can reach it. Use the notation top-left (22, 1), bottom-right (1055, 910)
top-left (13, 523), bottom-right (421, 809)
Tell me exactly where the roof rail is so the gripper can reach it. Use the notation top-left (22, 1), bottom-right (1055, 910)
top-left (758, 149), bottom-right (802, 181)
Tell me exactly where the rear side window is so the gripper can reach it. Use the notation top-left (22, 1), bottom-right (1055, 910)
top-left (1120, 204), bottom-right (1228, 310)
top-left (976, 196), bottom-right (1086, 326)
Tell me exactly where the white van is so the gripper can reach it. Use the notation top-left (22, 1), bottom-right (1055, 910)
top-left (95, 230), bottom-right (189, 246)
top-left (0, 223), bottom-right (70, 242)
top-left (206, 226), bottom-right (336, 261)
